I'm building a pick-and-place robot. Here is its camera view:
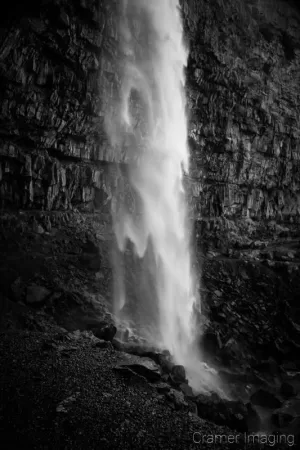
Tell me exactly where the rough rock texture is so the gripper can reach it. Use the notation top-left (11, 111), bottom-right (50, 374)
top-left (0, 0), bottom-right (121, 212)
top-left (0, 0), bottom-right (299, 234)
top-left (185, 0), bottom-right (300, 224)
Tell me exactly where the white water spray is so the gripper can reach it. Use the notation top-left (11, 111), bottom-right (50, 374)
top-left (106, 0), bottom-right (223, 395)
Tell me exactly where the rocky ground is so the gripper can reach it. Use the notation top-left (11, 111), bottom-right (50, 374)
top-left (0, 210), bottom-right (300, 449)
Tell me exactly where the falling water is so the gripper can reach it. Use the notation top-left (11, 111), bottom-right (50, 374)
top-left (105, 0), bottom-right (223, 395)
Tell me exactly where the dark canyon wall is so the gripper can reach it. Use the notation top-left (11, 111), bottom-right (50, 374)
top-left (0, 0), bottom-right (300, 247)
top-left (0, 0), bottom-right (121, 213)
top-left (183, 0), bottom-right (300, 251)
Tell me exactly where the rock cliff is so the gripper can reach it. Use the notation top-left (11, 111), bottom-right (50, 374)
top-left (0, 3), bottom-right (298, 198)
top-left (1, 0), bottom-right (300, 247)
top-left (183, 0), bottom-right (300, 251)
top-left (0, 0), bottom-right (121, 212)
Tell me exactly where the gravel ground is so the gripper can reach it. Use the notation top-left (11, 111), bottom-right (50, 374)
top-left (0, 328), bottom-right (292, 450)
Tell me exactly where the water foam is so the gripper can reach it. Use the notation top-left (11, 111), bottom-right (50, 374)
top-left (105, 0), bottom-right (223, 395)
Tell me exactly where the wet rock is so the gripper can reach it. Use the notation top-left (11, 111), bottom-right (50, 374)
top-left (250, 389), bottom-right (282, 409)
top-left (118, 328), bottom-right (130, 342)
top-left (117, 358), bottom-right (161, 382)
top-left (155, 383), bottom-right (170, 394)
top-left (26, 284), bottom-right (51, 304)
top-left (170, 365), bottom-right (186, 384)
top-left (91, 323), bottom-right (117, 342)
top-left (179, 383), bottom-right (194, 398)
top-left (157, 353), bottom-right (174, 373)
top-left (111, 338), bottom-right (162, 361)
top-left (112, 337), bottom-right (128, 351)
top-left (195, 393), bottom-right (248, 432)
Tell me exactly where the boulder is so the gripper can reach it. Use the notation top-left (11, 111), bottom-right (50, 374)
top-left (157, 353), bottom-right (174, 373)
top-left (155, 383), bottom-right (170, 394)
top-left (111, 338), bottom-right (162, 362)
top-left (179, 383), bottom-right (194, 398)
top-left (170, 365), bottom-right (186, 384)
top-left (117, 357), bottom-right (161, 382)
top-left (91, 323), bottom-right (117, 342)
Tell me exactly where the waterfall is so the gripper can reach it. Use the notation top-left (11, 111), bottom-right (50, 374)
top-left (105, 0), bottom-right (223, 395)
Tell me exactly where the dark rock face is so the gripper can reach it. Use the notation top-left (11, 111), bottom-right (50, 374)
top-left (0, 0), bottom-right (120, 211)
top-left (184, 0), bottom-right (300, 231)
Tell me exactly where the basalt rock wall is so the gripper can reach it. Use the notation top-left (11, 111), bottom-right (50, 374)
top-left (0, 0), bottom-right (122, 212)
top-left (0, 0), bottom-right (300, 244)
top-left (183, 0), bottom-right (300, 245)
